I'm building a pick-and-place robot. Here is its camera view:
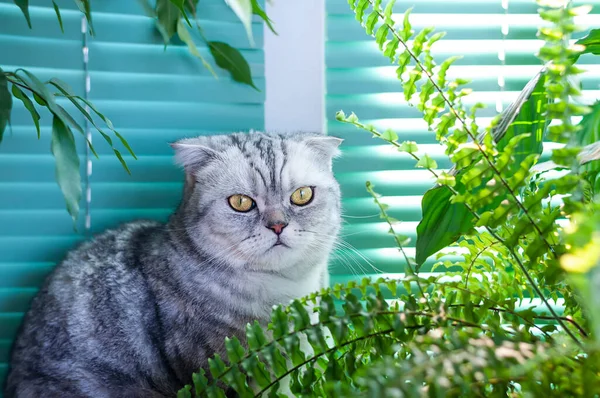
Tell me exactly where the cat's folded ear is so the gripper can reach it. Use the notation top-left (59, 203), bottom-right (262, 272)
top-left (170, 139), bottom-right (220, 173)
top-left (303, 136), bottom-right (344, 160)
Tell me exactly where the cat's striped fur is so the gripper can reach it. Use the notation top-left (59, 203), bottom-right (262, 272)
top-left (5, 131), bottom-right (342, 397)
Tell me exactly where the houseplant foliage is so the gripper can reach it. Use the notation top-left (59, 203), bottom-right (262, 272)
top-left (0, 0), bottom-right (270, 223)
top-left (175, 0), bottom-right (600, 396)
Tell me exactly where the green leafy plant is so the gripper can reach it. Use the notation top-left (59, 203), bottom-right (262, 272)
top-left (2, 0), bottom-right (273, 223)
top-left (172, 0), bottom-right (600, 396)
top-left (140, 0), bottom-right (274, 89)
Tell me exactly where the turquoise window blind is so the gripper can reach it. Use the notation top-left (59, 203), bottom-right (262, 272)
top-left (0, 0), bottom-right (264, 386)
top-left (326, 0), bottom-right (600, 285)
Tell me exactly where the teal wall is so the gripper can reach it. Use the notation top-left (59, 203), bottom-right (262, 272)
top-left (0, 0), bottom-right (264, 386)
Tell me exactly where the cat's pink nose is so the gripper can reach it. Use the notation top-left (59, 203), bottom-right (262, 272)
top-left (267, 222), bottom-right (288, 235)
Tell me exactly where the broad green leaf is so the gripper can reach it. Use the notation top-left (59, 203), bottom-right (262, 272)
top-left (176, 385), bottom-right (192, 398)
top-left (208, 41), bottom-right (259, 91)
top-left (574, 101), bottom-right (600, 193)
top-left (167, 0), bottom-right (191, 26)
top-left (437, 171), bottom-right (456, 187)
top-left (573, 28), bottom-right (600, 62)
top-left (184, 0), bottom-right (199, 14)
top-left (380, 129), bottom-right (398, 142)
top-left (52, 1), bottom-right (64, 33)
top-left (11, 85), bottom-right (40, 138)
top-left (492, 69), bottom-right (547, 171)
top-left (251, 0), bottom-right (276, 34)
top-left (13, 0), bottom-right (31, 28)
top-left (398, 140), bottom-right (418, 153)
top-left (416, 154), bottom-right (437, 169)
top-left (51, 116), bottom-right (81, 223)
top-left (0, 68), bottom-right (12, 141)
top-left (156, 0), bottom-right (180, 43)
top-left (224, 0), bottom-right (254, 46)
top-left (415, 186), bottom-right (473, 267)
top-left (176, 21), bottom-right (217, 77)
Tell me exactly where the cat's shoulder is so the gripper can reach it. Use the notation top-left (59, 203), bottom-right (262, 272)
top-left (53, 220), bottom-right (164, 281)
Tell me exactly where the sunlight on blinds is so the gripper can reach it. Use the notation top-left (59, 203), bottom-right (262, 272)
top-left (326, 0), bottom-right (600, 284)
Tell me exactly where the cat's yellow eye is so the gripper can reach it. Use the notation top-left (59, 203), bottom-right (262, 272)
top-left (290, 186), bottom-right (314, 206)
top-left (228, 194), bottom-right (256, 212)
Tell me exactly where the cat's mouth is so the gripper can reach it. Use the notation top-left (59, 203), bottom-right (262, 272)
top-left (272, 239), bottom-right (290, 249)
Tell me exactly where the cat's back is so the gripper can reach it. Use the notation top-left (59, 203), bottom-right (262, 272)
top-left (6, 220), bottom-right (172, 397)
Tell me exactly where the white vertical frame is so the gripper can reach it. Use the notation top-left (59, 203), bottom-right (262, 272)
top-left (263, 0), bottom-right (326, 134)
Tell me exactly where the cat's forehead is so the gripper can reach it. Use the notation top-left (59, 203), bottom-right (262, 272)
top-left (226, 134), bottom-right (324, 190)
top-left (192, 133), bottom-right (332, 197)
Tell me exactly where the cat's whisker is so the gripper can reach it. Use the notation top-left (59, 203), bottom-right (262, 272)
top-left (340, 213), bottom-right (380, 219)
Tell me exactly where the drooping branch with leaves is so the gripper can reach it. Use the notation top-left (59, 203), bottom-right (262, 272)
top-left (168, 1), bottom-right (600, 396)
top-left (1, 0), bottom-right (272, 223)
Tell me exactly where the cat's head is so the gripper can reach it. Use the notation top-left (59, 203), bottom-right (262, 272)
top-left (171, 131), bottom-right (342, 272)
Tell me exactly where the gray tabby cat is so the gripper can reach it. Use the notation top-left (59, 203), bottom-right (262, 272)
top-left (5, 131), bottom-right (342, 397)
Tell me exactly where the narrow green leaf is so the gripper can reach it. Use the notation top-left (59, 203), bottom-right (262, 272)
top-left (51, 116), bottom-right (81, 223)
top-left (290, 300), bottom-right (311, 330)
top-left (365, 11), bottom-right (379, 35)
top-left (246, 320), bottom-right (268, 350)
top-left (383, 0), bottom-right (396, 21)
top-left (113, 149), bottom-right (131, 175)
top-left (73, 0), bottom-right (94, 34)
top-left (225, 336), bottom-right (246, 363)
top-left (176, 20), bottom-right (217, 77)
top-left (50, 78), bottom-right (136, 162)
top-left (208, 354), bottom-right (229, 379)
top-left (13, 0), bottom-right (32, 28)
top-left (11, 84), bottom-right (39, 139)
top-left (208, 41), bottom-right (259, 91)
top-left (52, 1), bottom-right (64, 33)
top-left (400, 7), bottom-right (413, 40)
top-left (0, 69), bottom-right (13, 141)
top-left (224, 0), bottom-right (254, 46)
top-left (14, 69), bottom-right (83, 135)
top-left (192, 370), bottom-right (209, 396)
top-left (375, 24), bottom-right (390, 50)
top-left (355, 0), bottom-right (369, 22)
top-left (269, 305), bottom-right (289, 339)
top-left (251, 0), bottom-right (276, 34)
top-left (383, 36), bottom-right (400, 61)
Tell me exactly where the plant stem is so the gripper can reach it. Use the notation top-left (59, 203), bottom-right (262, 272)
top-left (464, 241), bottom-right (497, 290)
top-left (365, 182), bottom-right (433, 312)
